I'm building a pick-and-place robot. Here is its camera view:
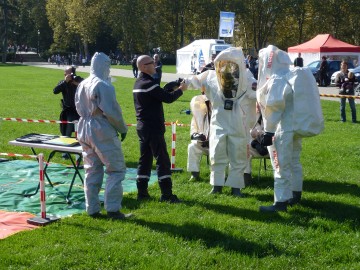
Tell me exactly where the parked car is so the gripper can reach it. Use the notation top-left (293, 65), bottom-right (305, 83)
top-left (331, 65), bottom-right (360, 85)
top-left (306, 60), bottom-right (354, 86)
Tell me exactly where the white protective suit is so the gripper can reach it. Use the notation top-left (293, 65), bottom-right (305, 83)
top-left (187, 94), bottom-right (210, 173)
top-left (75, 52), bottom-right (128, 215)
top-left (190, 47), bottom-right (253, 189)
top-left (256, 45), bottom-right (323, 203)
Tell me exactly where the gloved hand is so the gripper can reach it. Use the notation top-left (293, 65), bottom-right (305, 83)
top-left (261, 132), bottom-right (274, 147)
top-left (121, 133), bottom-right (127, 141)
top-left (191, 133), bottom-right (206, 141)
top-left (163, 78), bottom-right (184, 93)
top-left (163, 81), bottom-right (179, 92)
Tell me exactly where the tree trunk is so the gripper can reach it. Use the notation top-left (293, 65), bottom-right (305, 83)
top-left (2, 0), bottom-right (8, 63)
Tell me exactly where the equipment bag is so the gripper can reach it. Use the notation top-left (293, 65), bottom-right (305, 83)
top-left (286, 67), bottom-right (324, 137)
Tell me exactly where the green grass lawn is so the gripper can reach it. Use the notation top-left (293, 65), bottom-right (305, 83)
top-left (0, 64), bottom-right (359, 269)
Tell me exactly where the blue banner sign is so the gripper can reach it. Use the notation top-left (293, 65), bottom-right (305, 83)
top-left (219, 11), bottom-right (235, 38)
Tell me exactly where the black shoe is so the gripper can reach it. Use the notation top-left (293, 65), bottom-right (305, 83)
top-left (209, 185), bottom-right (222, 194)
top-left (137, 190), bottom-right (151, 201)
top-left (107, 211), bottom-right (133, 220)
top-left (231, 188), bottom-right (245, 197)
top-left (259, 202), bottom-right (288, 212)
top-left (89, 212), bottom-right (103, 218)
top-left (189, 171), bottom-right (200, 181)
top-left (137, 193), bottom-right (151, 201)
top-left (159, 194), bottom-right (182, 203)
top-left (287, 191), bottom-right (302, 206)
top-left (244, 173), bottom-right (253, 187)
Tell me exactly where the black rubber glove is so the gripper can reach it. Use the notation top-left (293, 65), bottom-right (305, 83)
top-left (121, 133), bottom-right (127, 141)
top-left (261, 132), bottom-right (274, 147)
top-left (163, 81), bottom-right (179, 92)
top-left (191, 133), bottom-right (206, 141)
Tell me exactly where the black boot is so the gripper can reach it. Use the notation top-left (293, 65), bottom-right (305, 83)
top-left (160, 194), bottom-right (181, 203)
top-left (189, 171), bottom-right (200, 181)
top-left (231, 188), bottom-right (245, 197)
top-left (259, 201), bottom-right (288, 212)
top-left (244, 173), bottom-right (253, 187)
top-left (137, 179), bottom-right (150, 201)
top-left (288, 191), bottom-right (302, 206)
top-left (159, 179), bottom-right (181, 203)
top-left (209, 185), bottom-right (222, 194)
top-left (137, 189), bottom-right (150, 201)
top-left (107, 211), bottom-right (133, 220)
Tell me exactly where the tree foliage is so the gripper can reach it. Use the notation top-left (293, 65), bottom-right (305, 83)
top-left (1, 0), bottom-right (360, 60)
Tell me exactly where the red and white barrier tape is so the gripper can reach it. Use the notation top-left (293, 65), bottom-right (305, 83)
top-left (0, 117), bottom-right (77, 124)
top-left (0, 152), bottom-right (37, 159)
top-left (1, 117), bottom-right (190, 127)
top-left (320, 94), bottom-right (360, 99)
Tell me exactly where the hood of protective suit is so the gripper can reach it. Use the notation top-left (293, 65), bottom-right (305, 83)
top-left (257, 45), bottom-right (292, 90)
top-left (214, 47), bottom-right (247, 99)
top-left (90, 52), bottom-right (111, 80)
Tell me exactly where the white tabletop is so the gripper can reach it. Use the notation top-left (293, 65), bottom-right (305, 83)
top-left (9, 140), bottom-right (83, 154)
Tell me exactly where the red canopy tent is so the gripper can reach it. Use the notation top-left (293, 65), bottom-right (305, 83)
top-left (288, 34), bottom-right (360, 66)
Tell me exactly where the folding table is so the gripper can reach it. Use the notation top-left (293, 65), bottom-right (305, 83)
top-left (9, 139), bottom-right (83, 203)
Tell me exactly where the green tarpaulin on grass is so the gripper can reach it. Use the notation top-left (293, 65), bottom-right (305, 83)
top-left (0, 160), bottom-right (157, 217)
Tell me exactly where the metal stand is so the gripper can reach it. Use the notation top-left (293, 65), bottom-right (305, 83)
top-left (27, 215), bottom-right (60, 226)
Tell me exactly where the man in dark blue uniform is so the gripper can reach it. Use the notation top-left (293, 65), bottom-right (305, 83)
top-left (133, 55), bottom-right (187, 203)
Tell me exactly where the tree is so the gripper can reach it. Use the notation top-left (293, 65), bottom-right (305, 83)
top-left (240, 0), bottom-right (289, 53)
top-left (0, 0), bottom-right (18, 63)
top-left (2, 0), bottom-right (359, 63)
top-left (46, 0), bottom-right (73, 52)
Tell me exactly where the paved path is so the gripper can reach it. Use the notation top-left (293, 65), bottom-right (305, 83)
top-left (23, 62), bottom-right (185, 83)
top-left (23, 62), bottom-right (343, 102)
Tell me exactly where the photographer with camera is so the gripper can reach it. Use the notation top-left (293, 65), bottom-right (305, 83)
top-left (53, 66), bottom-right (83, 157)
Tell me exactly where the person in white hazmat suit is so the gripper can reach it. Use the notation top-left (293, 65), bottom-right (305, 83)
top-left (189, 47), bottom-right (251, 196)
top-left (187, 93), bottom-right (211, 181)
top-left (256, 45), bottom-right (324, 212)
top-left (75, 52), bottom-right (132, 219)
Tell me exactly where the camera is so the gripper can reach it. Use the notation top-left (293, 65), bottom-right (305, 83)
top-left (71, 73), bottom-right (81, 83)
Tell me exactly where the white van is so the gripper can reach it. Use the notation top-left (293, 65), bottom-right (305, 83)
top-left (177, 39), bottom-right (232, 74)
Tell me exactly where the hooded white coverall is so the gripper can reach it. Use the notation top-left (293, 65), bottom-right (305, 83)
top-left (187, 94), bottom-right (210, 173)
top-left (256, 45), bottom-right (323, 203)
top-left (75, 52), bottom-right (128, 215)
top-left (190, 47), bottom-right (252, 189)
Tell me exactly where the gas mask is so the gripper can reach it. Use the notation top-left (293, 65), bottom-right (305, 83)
top-left (216, 60), bottom-right (240, 99)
